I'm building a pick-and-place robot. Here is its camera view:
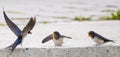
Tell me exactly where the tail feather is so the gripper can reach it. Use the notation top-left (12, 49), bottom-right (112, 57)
top-left (110, 40), bottom-right (115, 43)
top-left (6, 43), bottom-right (18, 57)
top-left (105, 40), bottom-right (115, 43)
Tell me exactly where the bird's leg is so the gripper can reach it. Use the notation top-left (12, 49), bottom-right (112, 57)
top-left (21, 43), bottom-right (23, 46)
top-left (20, 40), bottom-right (23, 46)
top-left (94, 44), bottom-right (101, 46)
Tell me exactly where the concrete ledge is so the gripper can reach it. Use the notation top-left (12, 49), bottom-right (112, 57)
top-left (0, 46), bottom-right (120, 57)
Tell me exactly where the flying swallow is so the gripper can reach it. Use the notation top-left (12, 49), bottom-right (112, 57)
top-left (42, 31), bottom-right (72, 46)
top-left (88, 31), bottom-right (115, 46)
top-left (3, 11), bottom-right (36, 56)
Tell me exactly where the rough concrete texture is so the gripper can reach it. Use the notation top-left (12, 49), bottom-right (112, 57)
top-left (0, 46), bottom-right (120, 57)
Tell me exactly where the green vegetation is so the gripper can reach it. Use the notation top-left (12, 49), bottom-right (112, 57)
top-left (53, 16), bottom-right (70, 19)
top-left (39, 21), bottom-right (51, 24)
top-left (99, 9), bottom-right (120, 20)
top-left (74, 16), bottom-right (91, 21)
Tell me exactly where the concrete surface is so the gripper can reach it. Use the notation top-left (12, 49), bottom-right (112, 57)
top-left (0, 46), bottom-right (120, 57)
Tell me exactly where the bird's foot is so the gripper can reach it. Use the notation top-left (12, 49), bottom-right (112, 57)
top-left (94, 44), bottom-right (101, 46)
top-left (21, 44), bottom-right (23, 46)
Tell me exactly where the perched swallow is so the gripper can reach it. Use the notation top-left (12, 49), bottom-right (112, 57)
top-left (88, 31), bottom-right (115, 45)
top-left (3, 11), bottom-right (36, 56)
top-left (42, 31), bottom-right (72, 46)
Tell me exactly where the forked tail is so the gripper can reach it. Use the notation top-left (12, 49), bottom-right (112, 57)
top-left (6, 43), bottom-right (18, 57)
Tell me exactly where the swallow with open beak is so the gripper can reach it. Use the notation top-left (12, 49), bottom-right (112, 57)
top-left (42, 31), bottom-right (72, 46)
top-left (88, 31), bottom-right (115, 45)
top-left (3, 10), bottom-right (36, 56)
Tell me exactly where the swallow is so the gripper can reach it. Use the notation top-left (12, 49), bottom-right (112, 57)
top-left (3, 10), bottom-right (36, 56)
top-left (88, 31), bottom-right (115, 46)
top-left (42, 31), bottom-right (72, 46)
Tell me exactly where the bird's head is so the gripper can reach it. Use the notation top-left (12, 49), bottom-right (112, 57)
top-left (53, 31), bottom-right (61, 40)
top-left (88, 31), bottom-right (95, 38)
top-left (28, 31), bottom-right (32, 34)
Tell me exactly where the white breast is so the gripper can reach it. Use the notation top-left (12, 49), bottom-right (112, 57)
top-left (93, 37), bottom-right (104, 44)
top-left (53, 38), bottom-right (63, 46)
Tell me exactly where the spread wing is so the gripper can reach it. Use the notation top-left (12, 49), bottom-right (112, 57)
top-left (3, 11), bottom-right (22, 37)
top-left (95, 33), bottom-right (114, 42)
top-left (22, 17), bottom-right (36, 35)
top-left (42, 34), bottom-right (53, 43)
top-left (61, 35), bottom-right (72, 39)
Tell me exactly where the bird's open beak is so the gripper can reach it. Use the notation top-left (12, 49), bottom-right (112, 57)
top-left (28, 31), bottom-right (32, 34)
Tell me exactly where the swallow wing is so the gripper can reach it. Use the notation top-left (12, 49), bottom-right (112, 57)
top-left (61, 35), bottom-right (72, 39)
top-left (42, 34), bottom-right (53, 43)
top-left (22, 17), bottom-right (36, 36)
top-left (96, 34), bottom-right (114, 42)
top-left (3, 11), bottom-right (22, 37)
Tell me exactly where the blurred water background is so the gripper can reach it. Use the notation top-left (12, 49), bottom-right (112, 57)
top-left (0, 0), bottom-right (119, 24)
